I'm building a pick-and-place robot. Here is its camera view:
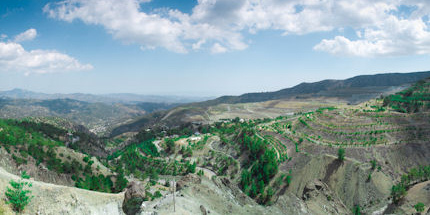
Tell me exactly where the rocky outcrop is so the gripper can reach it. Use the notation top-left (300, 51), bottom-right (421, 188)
top-left (176, 174), bottom-right (201, 191)
top-left (199, 205), bottom-right (207, 215)
top-left (122, 181), bottom-right (146, 215)
top-left (301, 179), bottom-right (349, 214)
top-left (302, 180), bottom-right (326, 200)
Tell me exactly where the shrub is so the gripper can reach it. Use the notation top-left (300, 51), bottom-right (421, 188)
top-left (414, 202), bottom-right (425, 212)
top-left (165, 138), bottom-right (175, 153)
top-left (391, 183), bottom-right (406, 204)
top-left (352, 205), bottom-right (361, 215)
top-left (370, 160), bottom-right (377, 170)
top-left (186, 161), bottom-right (196, 174)
top-left (285, 175), bottom-right (292, 186)
top-left (153, 191), bottom-right (162, 199)
top-left (139, 140), bottom-right (159, 157)
top-left (5, 172), bottom-right (33, 212)
top-left (337, 148), bottom-right (345, 161)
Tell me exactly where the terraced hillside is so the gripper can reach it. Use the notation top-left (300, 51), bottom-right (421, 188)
top-left (103, 98), bottom-right (429, 213)
top-left (265, 105), bottom-right (430, 148)
top-left (107, 78), bottom-right (430, 214)
top-left (112, 71), bottom-right (430, 137)
top-left (1, 78), bottom-right (430, 214)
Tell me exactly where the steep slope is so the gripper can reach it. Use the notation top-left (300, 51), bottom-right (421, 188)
top-left (383, 76), bottom-right (430, 113)
top-left (0, 167), bottom-right (124, 215)
top-left (394, 181), bottom-right (430, 214)
top-left (107, 93), bottom-right (430, 214)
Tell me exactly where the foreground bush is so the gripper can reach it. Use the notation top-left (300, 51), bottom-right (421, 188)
top-left (5, 172), bottom-right (33, 212)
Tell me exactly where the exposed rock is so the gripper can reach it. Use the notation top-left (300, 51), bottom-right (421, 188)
top-left (123, 181), bottom-right (146, 215)
top-left (176, 174), bottom-right (201, 191)
top-left (302, 179), bottom-right (326, 200)
top-left (200, 205), bottom-right (207, 215)
top-left (301, 179), bottom-right (349, 214)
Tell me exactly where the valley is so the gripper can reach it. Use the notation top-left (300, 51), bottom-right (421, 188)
top-left (0, 72), bottom-right (430, 214)
top-left (4, 1), bottom-right (430, 214)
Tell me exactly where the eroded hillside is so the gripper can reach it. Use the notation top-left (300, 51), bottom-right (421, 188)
top-left (0, 77), bottom-right (430, 214)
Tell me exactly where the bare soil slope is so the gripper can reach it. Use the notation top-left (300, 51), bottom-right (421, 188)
top-left (0, 167), bottom-right (124, 215)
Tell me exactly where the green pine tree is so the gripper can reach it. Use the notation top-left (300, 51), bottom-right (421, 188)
top-left (5, 171), bottom-right (33, 212)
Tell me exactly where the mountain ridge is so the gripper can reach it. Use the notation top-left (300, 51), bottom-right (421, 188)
top-left (110, 71), bottom-right (430, 136)
top-left (0, 89), bottom-right (211, 104)
top-left (199, 71), bottom-right (430, 106)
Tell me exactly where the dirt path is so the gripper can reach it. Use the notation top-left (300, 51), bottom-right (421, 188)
top-left (207, 138), bottom-right (236, 161)
top-left (255, 132), bottom-right (280, 159)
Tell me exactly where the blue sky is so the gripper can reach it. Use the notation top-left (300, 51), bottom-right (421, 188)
top-left (1, 0), bottom-right (430, 96)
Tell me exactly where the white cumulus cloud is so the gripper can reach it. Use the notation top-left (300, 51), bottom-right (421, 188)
top-left (0, 30), bottom-right (93, 75)
top-left (14, 28), bottom-right (37, 42)
top-left (211, 43), bottom-right (227, 54)
top-left (44, 0), bottom-right (430, 57)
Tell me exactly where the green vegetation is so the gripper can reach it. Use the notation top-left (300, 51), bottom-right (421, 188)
top-left (139, 140), bottom-right (159, 157)
top-left (153, 191), bottom-right (162, 199)
top-left (337, 148), bottom-right (345, 161)
top-left (352, 205), bottom-right (361, 215)
top-left (414, 202), bottom-right (425, 213)
top-left (3, 77), bottom-right (430, 210)
top-left (0, 119), bottom-right (63, 147)
top-left (180, 145), bottom-right (193, 157)
top-left (109, 144), bottom-right (192, 182)
top-left (370, 160), bottom-right (377, 170)
top-left (5, 171), bottom-right (33, 212)
top-left (0, 118), bottom-right (127, 194)
top-left (165, 138), bottom-right (175, 154)
top-left (391, 165), bottom-right (430, 204)
top-left (113, 168), bottom-right (128, 192)
top-left (75, 174), bottom-right (114, 193)
top-left (383, 78), bottom-right (430, 113)
top-left (238, 129), bottom-right (278, 204)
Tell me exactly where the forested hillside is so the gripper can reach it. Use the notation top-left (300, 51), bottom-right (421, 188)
top-left (384, 77), bottom-right (430, 113)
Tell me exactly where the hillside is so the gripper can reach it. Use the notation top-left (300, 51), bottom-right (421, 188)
top-left (0, 166), bottom-right (124, 215)
top-left (202, 71), bottom-right (430, 106)
top-left (107, 77), bottom-right (429, 214)
top-left (383, 77), bottom-right (430, 113)
top-left (0, 98), bottom-right (180, 136)
top-left (1, 75), bottom-right (430, 215)
top-left (111, 71), bottom-right (430, 136)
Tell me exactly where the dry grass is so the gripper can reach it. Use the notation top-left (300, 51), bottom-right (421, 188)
top-left (0, 200), bottom-right (14, 215)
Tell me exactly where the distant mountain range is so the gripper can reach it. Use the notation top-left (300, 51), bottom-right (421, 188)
top-left (200, 71), bottom-right (430, 106)
top-left (110, 71), bottom-right (430, 136)
top-left (0, 89), bottom-right (210, 136)
top-left (3, 71), bottom-right (430, 137)
top-left (0, 97), bottom-right (179, 136)
top-left (0, 88), bottom-right (212, 104)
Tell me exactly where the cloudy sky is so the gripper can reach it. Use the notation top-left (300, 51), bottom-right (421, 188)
top-left (1, 0), bottom-right (430, 96)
